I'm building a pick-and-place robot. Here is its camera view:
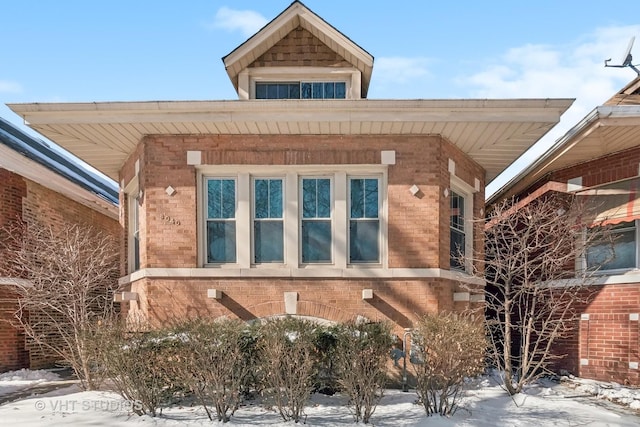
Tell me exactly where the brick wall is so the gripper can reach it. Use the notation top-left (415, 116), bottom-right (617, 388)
top-left (119, 134), bottom-right (484, 271)
top-left (522, 148), bottom-right (640, 384)
top-left (532, 146), bottom-right (640, 191)
top-left (119, 133), bottom-right (485, 336)
top-left (128, 277), bottom-right (479, 329)
top-left (552, 284), bottom-right (640, 384)
top-left (0, 168), bottom-right (119, 371)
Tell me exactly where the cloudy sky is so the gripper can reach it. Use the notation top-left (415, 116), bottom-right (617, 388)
top-left (1, 1), bottom-right (639, 196)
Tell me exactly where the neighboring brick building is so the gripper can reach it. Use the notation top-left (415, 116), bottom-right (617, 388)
top-left (7, 2), bottom-right (571, 339)
top-left (489, 77), bottom-right (640, 384)
top-left (0, 117), bottom-right (119, 371)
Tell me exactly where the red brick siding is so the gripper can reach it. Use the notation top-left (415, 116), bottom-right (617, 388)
top-left (119, 133), bottom-right (486, 336)
top-left (0, 169), bottom-right (119, 371)
top-left (0, 288), bottom-right (29, 371)
top-left (122, 134), bottom-right (485, 271)
top-left (128, 277), bottom-right (481, 336)
top-left (553, 284), bottom-right (640, 384)
top-left (549, 146), bottom-right (640, 189)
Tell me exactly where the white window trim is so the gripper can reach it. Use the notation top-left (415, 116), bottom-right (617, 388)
top-left (252, 176), bottom-right (286, 265)
top-left (197, 165), bottom-right (387, 270)
top-left (348, 175), bottom-right (383, 265)
top-left (450, 175), bottom-right (475, 273)
top-left (238, 66), bottom-right (361, 100)
top-left (299, 175), bottom-right (335, 265)
top-left (124, 177), bottom-right (140, 274)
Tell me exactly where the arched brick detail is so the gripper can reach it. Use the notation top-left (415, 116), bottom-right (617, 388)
top-left (245, 299), bottom-right (353, 324)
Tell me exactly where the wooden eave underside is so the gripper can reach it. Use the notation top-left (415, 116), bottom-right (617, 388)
top-left (491, 105), bottom-right (640, 202)
top-left (8, 98), bottom-right (573, 183)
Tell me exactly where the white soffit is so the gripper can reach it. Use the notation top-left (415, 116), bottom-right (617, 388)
top-left (8, 98), bottom-right (573, 183)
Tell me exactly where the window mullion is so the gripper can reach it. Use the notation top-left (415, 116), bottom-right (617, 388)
top-left (335, 172), bottom-right (347, 269)
top-left (237, 173), bottom-right (251, 268)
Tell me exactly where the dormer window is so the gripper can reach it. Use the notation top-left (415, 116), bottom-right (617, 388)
top-left (256, 82), bottom-right (347, 99)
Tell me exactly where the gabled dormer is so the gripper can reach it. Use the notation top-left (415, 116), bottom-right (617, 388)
top-left (222, 1), bottom-right (374, 100)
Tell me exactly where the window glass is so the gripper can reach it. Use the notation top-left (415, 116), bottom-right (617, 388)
top-left (450, 190), bottom-right (466, 269)
top-left (301, 178), bottom-right (332, 263)
top-left (254, 178), bottom-right (284, 263)
top-left (586, 221), bottom-right (636, 270)
top-left (257, 82), bottom-right (347, 99)
top-left (324, 82), bottom-right (334, 98)
top-left (349, 178), bottom-right (380, 263)
top-left (206, 179), bottom-right (236, 263)
top-left (130, 196), bottom-right (140, 271)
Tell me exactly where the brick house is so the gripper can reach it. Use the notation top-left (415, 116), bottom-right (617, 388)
top-left (489, 77), bottom-right (640, 384)
top-left (0, 117), bottom-right (119, 371)
top-left (7, 2), bottom-right (571, 338)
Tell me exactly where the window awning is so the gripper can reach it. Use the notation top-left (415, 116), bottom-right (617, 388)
top-left (576, 177), bottom-right (640, 225)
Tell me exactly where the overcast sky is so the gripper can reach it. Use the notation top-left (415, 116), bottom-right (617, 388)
top-left (1, 1), bottom-right (639, 196)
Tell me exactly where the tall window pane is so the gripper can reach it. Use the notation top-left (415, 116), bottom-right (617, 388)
top-left (254, 178), bottom-right (284, 263)
top-left (450, 190), bottom-right (465, 269)
top-left (129, 195), bottom-right (140, 271)
top-left (301, 178), bottom-right (332, 263)
top-left (349, 178), bottom-right (380, 263)
top-left (207, 178), bottom-right (236, 263)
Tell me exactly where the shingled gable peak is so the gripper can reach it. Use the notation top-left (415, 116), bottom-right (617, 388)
top-left (222, 1), bottom-right (374, 99)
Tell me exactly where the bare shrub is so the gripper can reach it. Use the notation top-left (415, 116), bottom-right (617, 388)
top-left (97, 320), bottom-right (184, 417)
top-left (257, 316), bottom-right (318, 423)
top-left (334, 320), bottom-right (393, 424)
top-left (412, 312), bottom-right (485, 416)
top-left (469, 194), bottom-right (611, 395)
top-left (171, 317), bottom-right (253, 422)
top-left (0, 222), bottom-right (118, 390)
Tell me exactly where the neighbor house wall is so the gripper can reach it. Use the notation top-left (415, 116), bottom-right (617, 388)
top-left (522, 146), bottom-right (640, 384)
top-left (0, 168), bottom-right (119, 371)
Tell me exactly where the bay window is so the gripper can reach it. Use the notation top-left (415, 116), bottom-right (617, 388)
top-left (200, 167), bottom-right (386, 268)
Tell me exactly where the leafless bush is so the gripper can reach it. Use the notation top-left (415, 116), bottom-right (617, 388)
top-left (0, 222), bottom-right (118, 390)
top-left (412, 312), bottom-right (485, 416)
top-left (171, 317), bottom-right (253, 422)
top-left (468, 194), bottom-right (612, 395)
top-left (97, 319), bottom-right (184, 417)
top-left (334, 320), bottom-right (393, 424)
top-left (257, 316), bottom-right (317, 423)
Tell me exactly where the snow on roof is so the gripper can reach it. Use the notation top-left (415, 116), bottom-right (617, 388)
top-left (0, 117), bottom-right (118, 205)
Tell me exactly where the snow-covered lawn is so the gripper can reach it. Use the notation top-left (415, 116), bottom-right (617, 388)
top-left (1, 369), bottom-right (640, 426)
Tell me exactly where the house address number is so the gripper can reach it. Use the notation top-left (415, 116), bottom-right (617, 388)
top-left (161, 213), bottom-right (181, 226)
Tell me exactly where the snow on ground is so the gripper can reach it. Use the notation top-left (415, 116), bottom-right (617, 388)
top-left (0, 368), bottom-right (61, 398)
top-left (0, 371), bottom-right (639, 426)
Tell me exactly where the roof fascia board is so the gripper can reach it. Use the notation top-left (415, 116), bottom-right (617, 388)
top-left (222, 2), bottom-right (372, 75)
top-left (9, 99), bottom-right (572, 125)
top-left (488, 104), bottom-right (640, 204)
top-left (0, 144), bottom-right (118, 219)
